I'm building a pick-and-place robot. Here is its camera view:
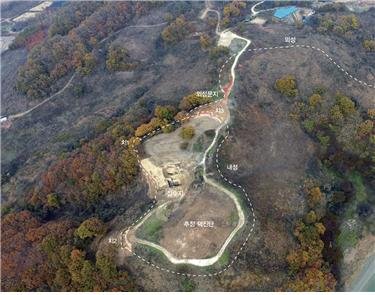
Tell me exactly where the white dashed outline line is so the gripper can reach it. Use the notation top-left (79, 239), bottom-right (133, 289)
top-left (125, 126), bottom-right (255, 277)
top-left (245, 44), bottom-right (375, 89)
top-left (120, 43), bottom-right (374, 277)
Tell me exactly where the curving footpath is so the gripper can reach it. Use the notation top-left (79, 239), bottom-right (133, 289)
top-left (121, 43), bottom-right (375, 276)
top-left (117, 2), bottom-right (375, 277)
top-left (8, 74), bottom-right (76, 120)
top-left (118, 5), bottom-right (255, 270)
top-left (251, 0), bottom-right (277, 17)
top-left (127, 31), bottom-right (252, 267)
top-left (4, 22), bottom-right (168, 121)
top-left (131, 121), bottom-right (245, 267)
top-left (126, 125), bottom-right (256, 277)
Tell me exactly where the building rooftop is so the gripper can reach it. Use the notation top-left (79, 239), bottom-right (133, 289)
top-left (273, 6), bottom-right (298, 19)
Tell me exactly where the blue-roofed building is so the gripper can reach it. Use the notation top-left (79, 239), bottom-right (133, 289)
top-left (273, 6), bottom-right (298, 20)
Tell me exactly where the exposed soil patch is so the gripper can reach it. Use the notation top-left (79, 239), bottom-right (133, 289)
top-left (144, 116), bottom-right (221, 166)
top-left (1, 16), bottom-right (217, 203)
top-left (159, 183), bottom-right (237, 259)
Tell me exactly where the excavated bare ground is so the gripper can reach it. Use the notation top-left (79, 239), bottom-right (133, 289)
top-left (159, 183), bottom-right (237, 259)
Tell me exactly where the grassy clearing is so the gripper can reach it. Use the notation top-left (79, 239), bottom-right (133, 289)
top-left (220, 180), bottom-right (250, 218)
top-left (348, 171), bottom-right (367, 202)
top-left (180, 278), bottom-right (196, 292)
top-left (337, 226), bottom-right (358, 250)
top-left (342, 171), bottom-right (368, 220)
top-left (228, 210), bottom-right (239, 226)
top-left (321, 163), bottom-right (342, 182)
top-left (194, 165), bottom-right (204, 183)
top-left (137, 214), bottom-right (164, 243)
top-left (192, 135), bottom-right (204, 152)
top-left (204, 129), bottom-right (216, 138)
top-left (53, 131), bottom-right (72, 143)
top-left (210, 85), bottom-right (224, 102)
top-left (135, 244), bottom-right (171, 266)
top-left (218, 250), bottom-right (230, 267)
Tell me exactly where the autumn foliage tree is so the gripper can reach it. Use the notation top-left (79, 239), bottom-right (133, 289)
top-left (334, 93), bottom-right (356, 117)
top-left (16, 2), bottom-right (137, 99)
top-left (161, 15), bottom-right (193, 44)
top-left (283, 77), bottom-right (373, 292)
top-left (179, 92), bottom-right (213, 111)
top-left (363, 39), bottom-right (375, 52)
top-left (286, 266), bottom-right (337, 291)
top-left (308, 93), bottom-right (323, 108)
top-left (1, 211), bottom-right (76, 291)
top-left (275, 75), bottom-right (298, 97)
top-left (43, 243), bottom-right (136, 291)
top-left (209, 46), bottom-right (230, 60)
top-left (307, 187), bottom-right (324, 208)
top-left (318, 14), bottom-right (360, 37)
top-left (134, 104), bottom-right (177, 137)
top-left (135, 117), bottom-right (162, 138)
top-left (284, 181), bottom-right (336, 291)
top-left (48, 2), bottom-right (103, 37)
top-left (106, 44), bottom-right (137, 72)
top-left (75, 217), bottom-right (106, 239)
top-left (222, 1), bottom-right (246, 27)
top-left (357, 120), bottom-right (374, 138)
top-left (1, 209), bottom-right (138, 291)
top-left (9, 25), bottom-right (46, 50)
top-left (154, 105), bottom-right (177, 122)
top-left (77, 52), bottom-right (97, 75)
top-left (28, 130), bottom-right (139, 211)
top-left (199, 33), bottom-right (212, 50)
top-left (180, 126), bottom-right (195, 140)
top-left (285, 216), bottom-right (336, 291)
top-left (223, 2), bottom-right (241, 18)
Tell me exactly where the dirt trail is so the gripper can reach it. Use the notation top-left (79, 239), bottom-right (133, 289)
top-left (3, 22), bottom-right (167, 122)
top-left (251, 0), bottom-right (276, 16)
top-left (122, 3), bottom-right (252, 267)
top-left (8, 74), bottom-right (76, 120)
top-left (251, 1), bottom-right (265, 16)
top-left (200, 0), bottom-right (220, 35)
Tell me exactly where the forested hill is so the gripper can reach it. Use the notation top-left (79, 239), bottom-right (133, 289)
top-left (1, 1), bottom-right (213, 291)
top-left (15, 2), bottom-right (151, 99)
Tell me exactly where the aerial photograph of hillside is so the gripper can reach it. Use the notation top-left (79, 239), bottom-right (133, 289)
top-left (1, 0), bottom-right (374, 293)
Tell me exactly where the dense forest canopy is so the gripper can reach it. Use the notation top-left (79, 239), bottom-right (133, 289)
top-left (1, 0), bottom-right (374, 292)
